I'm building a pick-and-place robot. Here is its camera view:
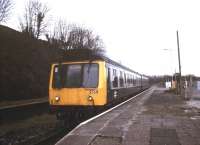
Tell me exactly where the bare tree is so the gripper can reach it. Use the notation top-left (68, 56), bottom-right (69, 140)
top-left (68, 26), bottom-right (105, 55)
top-left (67, 26), bottom-right (104, 51)
top-left (46, 20), bottom-right (71, 48)
top-left (0, 0), bottom-right (13, 23)
top-left (20, 0), bottom-right (49, 39)
top-left (47, 20), bottom-right (104, 53)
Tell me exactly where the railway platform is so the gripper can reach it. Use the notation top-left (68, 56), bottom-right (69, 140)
top-left (56, 86), bottom-right (200, 145)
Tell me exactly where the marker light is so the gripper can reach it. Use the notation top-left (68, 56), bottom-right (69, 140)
top-left (55, 96), bottom-right (60, 102)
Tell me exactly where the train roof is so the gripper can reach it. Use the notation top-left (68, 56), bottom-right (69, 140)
top-left (56, 49), bottom-right (146, 77)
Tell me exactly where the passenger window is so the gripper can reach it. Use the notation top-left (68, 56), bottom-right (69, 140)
top-left (112, 69), bottom-right (118, 88)
top-left (131, 75), bottom-right (134, 85)
top-left (124, 73), bottom-right (127, 86)
top-left (120, 71), bottom-right (124, 87)
top-left (113, 77), bottom-right (118, 88)
top-left (128, 74), bottom-right (130, 86)
top-left (136, 75), bottom-right (140, 86)
top-left (133, 75), bottom-right (136, 85)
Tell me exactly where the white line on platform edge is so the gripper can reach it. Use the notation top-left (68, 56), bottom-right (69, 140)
top-left (56, 87), bottom-right (153, 145)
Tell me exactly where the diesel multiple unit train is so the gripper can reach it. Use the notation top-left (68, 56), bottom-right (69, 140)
top-left (49, 50), bottom-right (149, 121)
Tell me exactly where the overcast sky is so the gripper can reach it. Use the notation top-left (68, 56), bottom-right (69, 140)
top-left (5, 0), bottom-right (200, 76)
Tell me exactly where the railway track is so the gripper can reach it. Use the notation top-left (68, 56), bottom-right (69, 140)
top-left (33, 88), bottom-right (151, 145)
top-left (0, 100), bottom-right (48, 123)
top-left (32, 129), bottom-right (68, 145)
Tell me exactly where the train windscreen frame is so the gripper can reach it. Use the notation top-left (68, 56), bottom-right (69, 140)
top-left (53, 63), bottom-right (99, 88)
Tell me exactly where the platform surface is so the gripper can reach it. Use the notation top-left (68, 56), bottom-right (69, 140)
top-left (56, 86), bottom-right (200, 145)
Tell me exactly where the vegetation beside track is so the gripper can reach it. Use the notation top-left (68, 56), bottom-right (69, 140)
top-left (0, 25), bottom-right (63, 101)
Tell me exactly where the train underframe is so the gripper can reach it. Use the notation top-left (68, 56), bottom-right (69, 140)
top-left (50, 105), bottom-right (105, 127)
top-left (50, 86), bottom-right (149, 127)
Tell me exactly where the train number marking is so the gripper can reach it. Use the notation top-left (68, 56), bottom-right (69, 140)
top-left (89, 89), bottom-right (98, 94)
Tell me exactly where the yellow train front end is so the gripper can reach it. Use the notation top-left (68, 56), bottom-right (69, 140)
top-left (49, 60), bottom-right (107, 116)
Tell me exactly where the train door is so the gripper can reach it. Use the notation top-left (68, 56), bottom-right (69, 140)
top-left (106, 67), bottom-right (112, 103)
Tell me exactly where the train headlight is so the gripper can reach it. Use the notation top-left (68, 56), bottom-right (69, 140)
top-left (88, 96), bottom-right (93, 101)
top-left (55, 96), bottom-right (60, 102)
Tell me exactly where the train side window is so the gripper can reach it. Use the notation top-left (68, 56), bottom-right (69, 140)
top-left (129, 74), bottom-right (131, 86)
top-left (113, 77), bottom-right (118, 88)
top-left (128, 74), bottom-right (131, 86)
top-left (136, 75), bottom-right (140, 86)
top-left (112, 69), bottom-right (118, 88)
top-left (129, 75), bottom-right (132, 86)
top-left (126, 73), bottom-right (129, 86)
top-left (136, 75), bottom-right (138, 85)
top-left (124, 73), bottom-right (127, 86)
top-left (127, 74), bottom-right (130, 86)
top-left (119, 71), bottom-right (124, 87)
top-left (133, 74), bottom-right (136, 85)
top-left (131, 75), bottom-right (134, 86)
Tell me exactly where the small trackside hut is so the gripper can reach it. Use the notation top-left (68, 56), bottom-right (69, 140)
top-left (49, 49), bottom-right (149, 122)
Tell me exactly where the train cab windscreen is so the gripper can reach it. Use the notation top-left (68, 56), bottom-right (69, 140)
top-left (53, 63), bottom-right (99, 88)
